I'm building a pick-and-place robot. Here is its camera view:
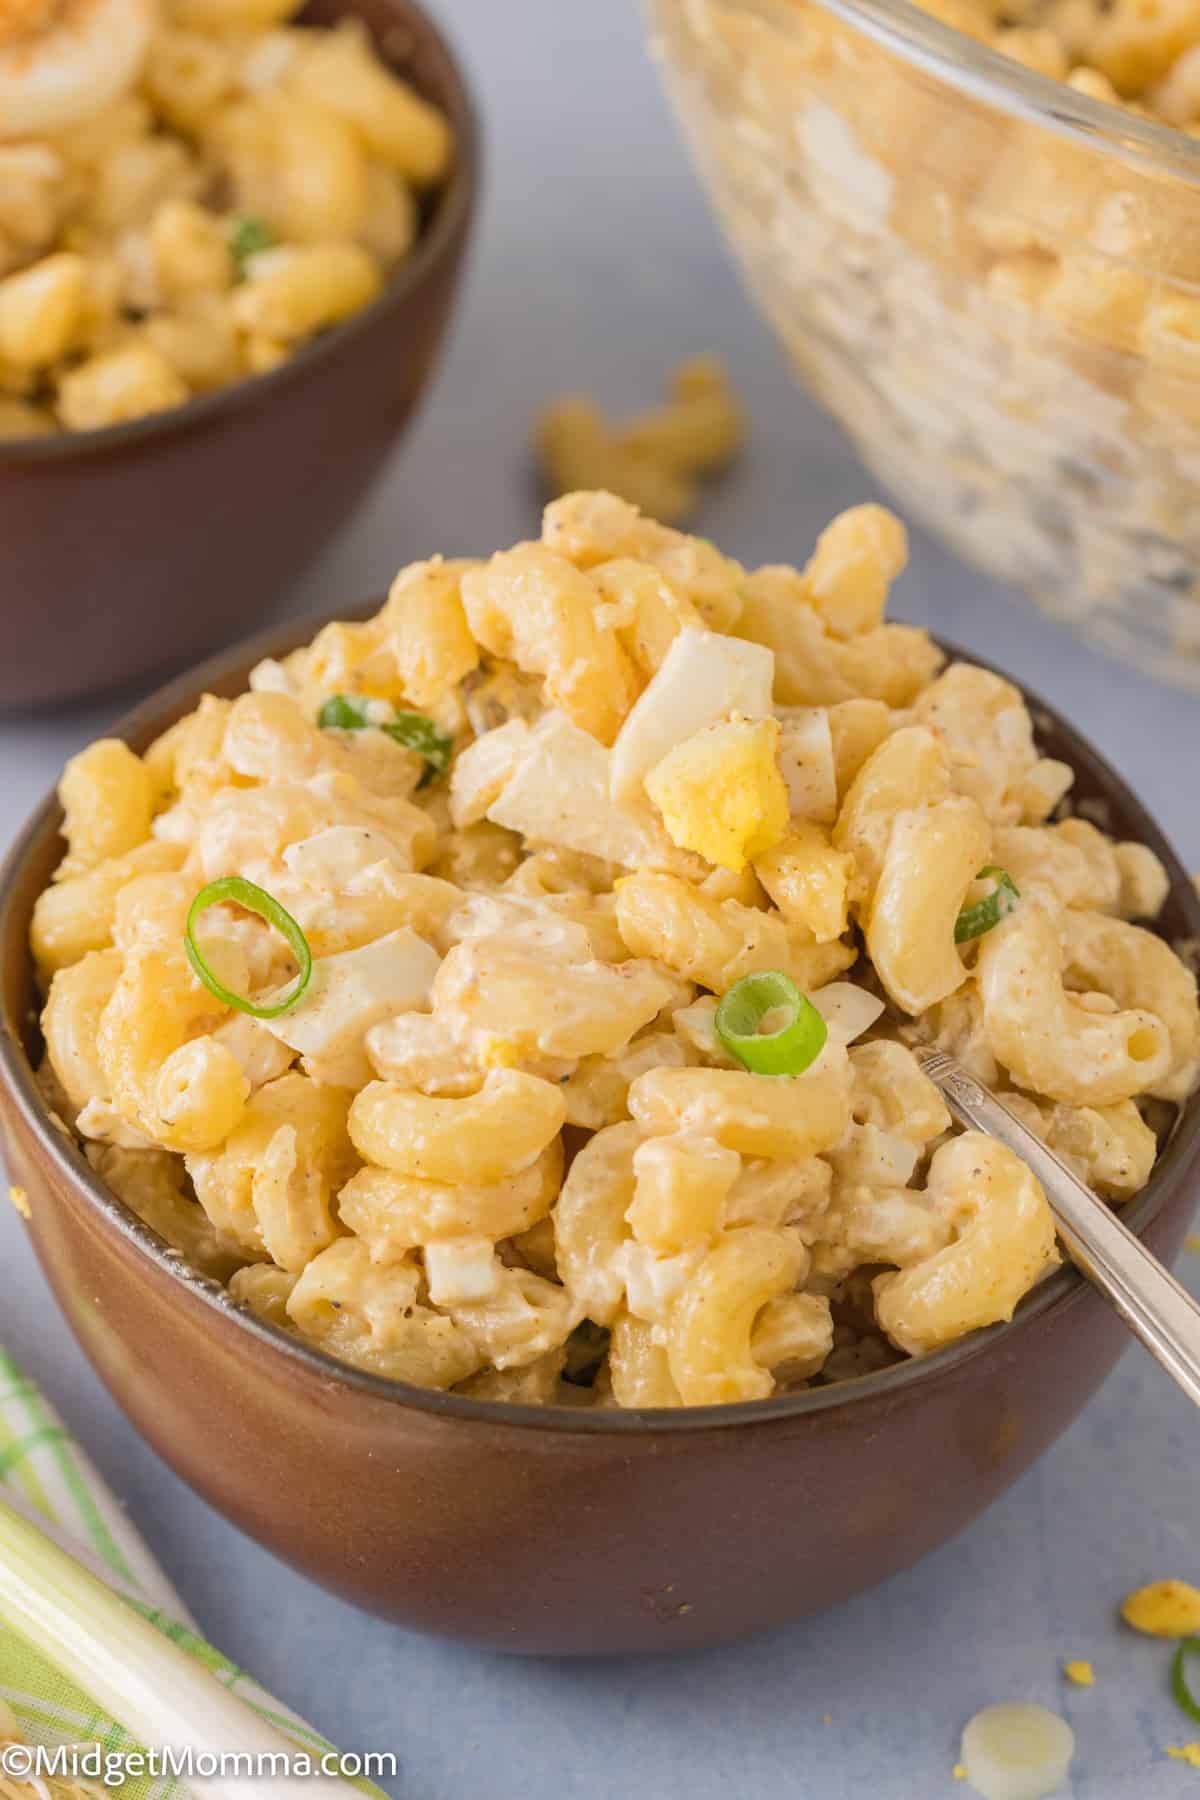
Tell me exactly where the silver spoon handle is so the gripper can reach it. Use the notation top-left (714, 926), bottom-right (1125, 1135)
top-left (915, 1048), bottom-right (1200, 1409)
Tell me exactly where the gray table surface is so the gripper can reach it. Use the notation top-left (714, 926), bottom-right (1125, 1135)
top-left (2, 2), bottom-right (1200, 1793)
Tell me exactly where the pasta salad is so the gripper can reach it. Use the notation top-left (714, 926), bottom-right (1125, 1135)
top-left (0, 0), bottom-right (451, 437)
top-left (31, 491), bottom-right (1200, 1407)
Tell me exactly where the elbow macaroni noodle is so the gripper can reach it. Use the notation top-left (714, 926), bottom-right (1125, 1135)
top-left (31, 492), bottom-right (1200, 1406)
top-left (535, 356), bottom-right (744, 528)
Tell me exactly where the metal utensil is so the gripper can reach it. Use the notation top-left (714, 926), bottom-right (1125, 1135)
top-left (915, 1047), bottom-right (1200, 1408)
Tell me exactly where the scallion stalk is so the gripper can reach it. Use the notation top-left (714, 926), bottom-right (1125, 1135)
top-left (0, 1493), bottom-right (358, 1800)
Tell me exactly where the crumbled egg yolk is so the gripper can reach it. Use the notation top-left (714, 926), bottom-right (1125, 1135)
top-left (7, 1186), bottom-right (29, 1219)
top-left (1063, 1660), bottom-right (1095, 1687)
top-left (1121, 1580), bottom-right (1200, 1637)
top-left (1185, 1234), bottom-right (1200, 1253)
top-left (1167, 1744), bottom-right (1200, 1768)
top-left (645, 716), bottom-right (788, 872)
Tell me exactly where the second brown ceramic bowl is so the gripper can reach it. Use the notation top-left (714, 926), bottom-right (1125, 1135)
top-left (0, 615), bottom-right (1197, 1654)
top-left (0, 0), bottom-right (476, 710)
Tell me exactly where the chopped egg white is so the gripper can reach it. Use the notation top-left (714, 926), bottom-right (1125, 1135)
top-left (282, 825), bottom-right (416, 887)
top-left (248, 656), bottom-right (299, 697)
top-left (449, 717), bottom-right (531, 827)
top-left (211, 1013), bottom-right (295, 1089)
top-left (75, 1098), bottom-right (157, 1150)
top-left (672, 995), bottom-right (737, 1065)
top-left (776, 708), bottom-right (838, 824)
top-left (961, 1704), bottom-right (1074, 1800)
top-left (611, 1241), bottom-right (703, 1326)
top-left (827, 1122), bottom-right (920, 1187)
top-left (487, 711), bottom-right (684, 870)
top-left (809, 982), bottom-right (886, 1044)
top-left (263, 928), bottom-right (439, 1065)
top-left (424, 1238), bottom-right (503, 1306)
top-left (608, 625), bottom-right (774, 802)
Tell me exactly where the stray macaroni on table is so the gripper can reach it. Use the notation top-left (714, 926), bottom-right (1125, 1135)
top-left (535, 356), bottom-right (744, 526)
top-left (0, 0), bottom-right (451, 438)
top-left (29, 491), bottom-right (1200, 1407)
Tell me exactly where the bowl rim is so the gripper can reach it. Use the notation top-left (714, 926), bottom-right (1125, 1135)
top-left (3, 604), bottom-right (1199, 1437)
top-left (0, 0), bottom-right (479, 467)
top-left (686, 0), bottom-right (1200, 186)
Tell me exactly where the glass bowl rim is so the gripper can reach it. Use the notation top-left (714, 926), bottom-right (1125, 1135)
top-left (683, 0), bottom-right (1200, 185)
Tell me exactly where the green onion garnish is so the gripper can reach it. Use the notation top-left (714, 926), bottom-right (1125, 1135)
top-left (0, 1489), bottom-right (375, 1800)
top-left (185, 876), bottom-right (312, 1019)
top-left (317, 693), bottom-right (452, 785)
top-left (715, 971), bottom-right (828, 1077)
top-left (317, 694), bottom-right (375, 731)
top-left (1173, 1639), bottom-right (1200, 1725)
top-left (954, 866), bottom-right (1021, 944)
top-left (229, 214), bottom-right (275, 279)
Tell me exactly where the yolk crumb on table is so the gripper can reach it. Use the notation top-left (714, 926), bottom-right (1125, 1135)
top-left (1063, 1659), bottom-right (1095, 1686)
top-left (1121, 1580), bottom-right (1200, 1637)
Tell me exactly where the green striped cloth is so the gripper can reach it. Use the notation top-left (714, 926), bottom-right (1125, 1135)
top-left (0, 1346), bottom-right (375, 1799)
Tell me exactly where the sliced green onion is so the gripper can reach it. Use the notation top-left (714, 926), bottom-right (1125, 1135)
top-left (317, 694), bottom-right (373, 731)
top-left (185, 876), bottom-right (311, 1019)
top-left (384, 713), bottom-right (454, 782)
top-left (0, 1490), bottom-right (372, 1800)
top-left (954, 866), bottom-right (1021, 944)
top-left (229, 213), bottom-right (275, 279)
top-left (715, 971), bottom-right (828, 1077)
top-left (1173, 1638), bottom-right (1200, 1725)
top-left (317, 693), bottom-right (452, 785)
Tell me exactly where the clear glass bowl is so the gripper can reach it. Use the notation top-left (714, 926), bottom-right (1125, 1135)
top-left (647, 0), bottom-right (1200, 687)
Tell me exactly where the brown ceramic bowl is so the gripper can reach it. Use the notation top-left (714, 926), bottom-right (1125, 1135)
top-left (0, 0), bottom-right (476, 711)
top-left (0, 616), bottom-right (1197, 1656)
